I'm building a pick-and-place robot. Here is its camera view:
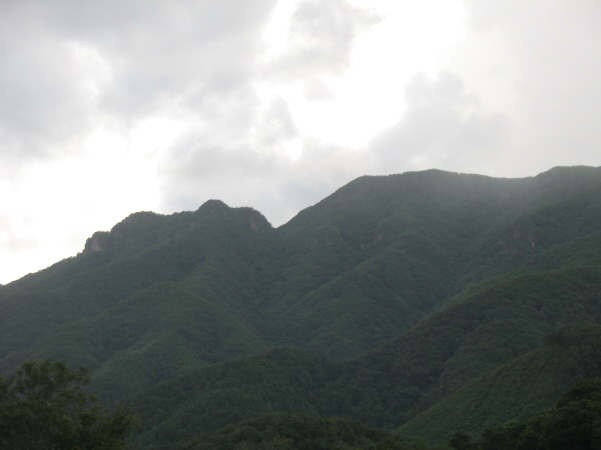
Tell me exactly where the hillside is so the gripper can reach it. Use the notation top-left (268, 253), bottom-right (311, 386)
top-left (1, 165), bottom-right (600, 448)
top-left (399, 322), bottom-right (601, 441)
top-left (126, 266), bottom-right (601, 448)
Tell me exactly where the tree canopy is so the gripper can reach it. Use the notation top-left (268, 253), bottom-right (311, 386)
top-left (470, 379), bottom-right (601, 450)
top-left (0, 359), bottom-right (138, 449)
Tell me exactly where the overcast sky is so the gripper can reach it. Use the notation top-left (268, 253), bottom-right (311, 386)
top-left (1, 0), bottom-right (601, 284)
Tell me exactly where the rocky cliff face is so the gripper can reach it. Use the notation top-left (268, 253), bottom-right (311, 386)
top-left (83, 231), bottom-right (112, 253)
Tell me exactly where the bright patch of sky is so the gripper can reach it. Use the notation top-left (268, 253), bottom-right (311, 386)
top-left (259, 0), bottom-right (467, 149)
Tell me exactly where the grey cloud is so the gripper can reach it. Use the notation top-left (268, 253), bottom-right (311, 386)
top-left (0, 8), bottom-right (94, 166)
top-left (157, 93), bottom-right (292, 218)
top-left (279, 139), bottom-right (373, 209)
top-left (456, 0), bottom-right (601, 172)
top-left (157, 73), bottom-right (374, 226)
top-left (370, 72), bottom-right (510, 175)
top-left (0, 0), bottom-right (277, 168)
top-left (82, 0), bottom-right (276, 122)
top-left (160, 134), bottom-right (372, 227)
top-left (255, 97), bottom-right (298, 144)
top-left (267, 0), bottom-right (380, 81)
top-left (0, 0), bottom-right (376, 282)
top-left (159, 140), bottom-right (288, 223)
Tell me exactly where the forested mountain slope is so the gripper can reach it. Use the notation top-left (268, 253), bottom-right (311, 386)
top-left (399, 322), bottom-right (601, 442)
top-left (127, 266), bottom-right (601, 449)
top-left (0, 165), bottom-right (600, 449)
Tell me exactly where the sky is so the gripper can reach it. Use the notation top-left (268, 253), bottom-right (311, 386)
top-left (1, 0), bottom-right (601, 284)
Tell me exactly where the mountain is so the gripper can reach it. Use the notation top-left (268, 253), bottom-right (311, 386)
top-left (179, 413), bottom-right (437, 450)
top-left (1, 165), bottom-right (600, 448)
top-left (399, 322), bottom-right (601, 441)
top-left (125, 266), bottom-right (601, 448)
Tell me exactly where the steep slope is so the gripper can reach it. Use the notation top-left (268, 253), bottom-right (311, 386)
top-left (129, 347), bottom-right (341, 450)
top-left (263, 166), bottom-right (601, 358)
top-left (474, 378), bottom-right (601, 449)
top-left (339, 265), bottom-right (601, 428)
top-left (125, 265), bottom-right (601, 449)
top-left (181, 413), bottom-right (441, 450)
top-left (399, 323), bottom-right (601, 442)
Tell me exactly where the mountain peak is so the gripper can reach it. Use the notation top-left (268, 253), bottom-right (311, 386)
top-left (197, 199), bottom-right (230, 214)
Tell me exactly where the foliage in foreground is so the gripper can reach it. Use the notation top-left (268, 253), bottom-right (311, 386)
top-left (0, 360), bottom-right (138, 450)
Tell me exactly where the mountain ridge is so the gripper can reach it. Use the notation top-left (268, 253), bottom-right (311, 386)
top-left (1, 165), bottom-right (601, 448)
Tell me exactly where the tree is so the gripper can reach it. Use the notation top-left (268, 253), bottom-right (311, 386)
top-left (0, 360), bottom-right (138, 449)
top-left (532, 379), bottom-right (601, 450)
top-left (477, 379), bottom-right (601, 450)
top-left (449, 432), bottom-right (477, 450)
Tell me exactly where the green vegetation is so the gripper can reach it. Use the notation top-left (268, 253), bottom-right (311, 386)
top-left (399, 322), bottom-right (601, 441)
top-left (0, 166), bottom-right (600, 449)
top-left (126, 269), bottom-right (601, 448)
top-left (450, 378), bottom-right (601, 449)
top-left (183, 413), bottom-right (450, 450)
top-left (0, 360), bottom-right (138, 449)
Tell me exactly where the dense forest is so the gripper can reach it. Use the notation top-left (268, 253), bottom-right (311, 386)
top-left (1, 166), bottom-right (601, 449)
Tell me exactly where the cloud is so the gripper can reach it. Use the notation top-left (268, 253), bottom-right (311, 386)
top-left (266, 0), bottom-right (381, 81)
top-left (0, 0), bottom-right (280, 283)
top-left (367, 1), bottom-right (601, 179)
top-left (3, 0), bottom-right (601, 284)
top-left (0, 0), bottom-right (277, 169)
top-left (90, 1), bottom-right (276, 122)
top-left (370, 72), bottom-right (510, 175)
top-left (0, 5), bottom-right (97, 169)
top-left (149, 0), bottom-right (383, 225)
top-left (158, 95), bottom-right (372, 226)
top-left (448, 0), bottom-right (601, 173)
